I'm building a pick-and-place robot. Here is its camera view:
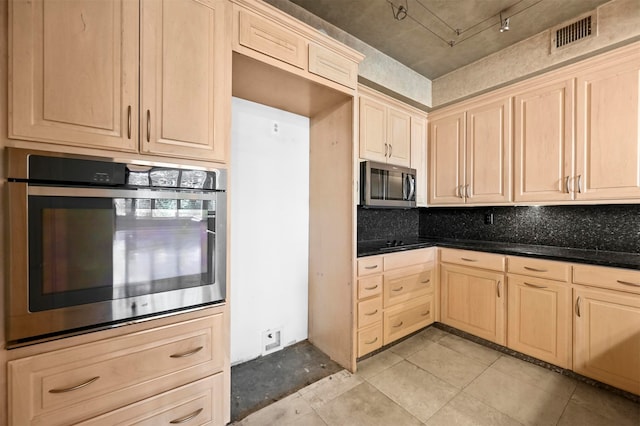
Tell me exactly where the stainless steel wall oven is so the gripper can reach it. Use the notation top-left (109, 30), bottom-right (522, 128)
top-left (6, 148), bottom-right (227, 346)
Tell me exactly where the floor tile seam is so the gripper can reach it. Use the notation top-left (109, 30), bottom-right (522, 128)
top-left (417, 387), bottom-right (464, 424)
top-left (567, 386), bottom-right (640, 425)
top-left (444, 389), bottom-right (526, 426)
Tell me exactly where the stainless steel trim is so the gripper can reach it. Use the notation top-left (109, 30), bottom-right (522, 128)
top-left (49, 376), bottom-right (100, 394)
top-left (170, 408), bottom-right (204, 424)
top-left (524, 282), bottom-right (548, 289)
top-left (28, 186), bottom-right (218, 200)
top-left (170, 346), bottom-right (204, 358)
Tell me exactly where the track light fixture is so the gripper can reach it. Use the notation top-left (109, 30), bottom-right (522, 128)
top-left (499, 12), bottom-right (510, 32)
top-left (391, 0), bottom-right (408, 21)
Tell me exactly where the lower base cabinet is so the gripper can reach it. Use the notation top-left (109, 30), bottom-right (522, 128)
top-left (383, 295), bottom-right (433, 344)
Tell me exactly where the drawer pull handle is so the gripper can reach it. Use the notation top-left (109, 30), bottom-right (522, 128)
top-left (421, 310), bottom-right (430, 316)
top-left (49, 376), bottom-right (100, 394)
top-left (461, 257), bottom-right (477, 262)
top-left (146, 109), bottom-right (151, 142)
top-left (391, 286), bottom-right (404, 292)
top-left (365, 309), bottom-right (378, 316)
top-left (365, 337), bottom-right (379, 345)
top-left (170, 408), bottom-right (204, 424)
top-left (575, 296), bottom-right (581, 317)
top-left (496, 280), bottom-right (501, 298)
top-left (127, 105), bottom-right (132, 139)
top-left (364, 285), bottom-right (379, 290)
top-left (392, 321), bottom-right (404, 328)
top-left (524, 282), bottom-right (547, 289)
top-left (170, 346), bottom-right (204, 358)
top-left (421, 279), bottom-right (431, 284)
top-left (364, 265), bottom-right (379, 270)
top-left (617, 280), bottom-right (640, 288)
top-left (524, 266), bottom-right (548, 273)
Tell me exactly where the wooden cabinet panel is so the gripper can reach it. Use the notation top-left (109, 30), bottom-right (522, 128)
top-left (507, 275), bottom-right (572, 368)
top-left (440, 264), bottom-right (505, 345)
top-left (383, 264), bottom-right (433, 308)
top-left (410, 115), bottom-right (428, 206)
top-left (8, 314), bottom-right (224, 426)
top-left (384, 247), bottom-right (434, 271)
top-left (573, 264), bottom-right (640, 295)
top-left (514, 79), bottom-right (574, 202)
top-left (383, 296), bottom-right (433, 344)
top-left (77, 374), bottom-right (224, 426)
top-left (359, 96), bottom-right (388, 163)
top-left (573, 287), bottom-right (640, 395)
top-left (308, 43), bottom-right (357, 89)
top-left (387, 107), bottom-right (411, 167)
top-left (237, 9), bottom-right (306, 69)
top-left (440, 248), bottom-right (505, 272)
top-left (141, 0), bottom-right (227, 161)
top-left (10, 0), bottom-right (139, 151)
top-left (429, 110), bottom-right (466, 205)
top-left (358, 275), bottom-right (382, 300)
top-left (357, 324), bottom-right (383, 358)
top-left (507, 256), bottom-right (570, 282)
top-left (575, 55), bottom-right (640, 200)
top-left (357, 256), bottom-right (383, 276)
top-left (358, 297), bottom-right (383, 328)
top-left (466, 97), bottom-right (512, 204)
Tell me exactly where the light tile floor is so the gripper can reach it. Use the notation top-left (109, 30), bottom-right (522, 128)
top-left (233, 327), bottom-right (640, 426)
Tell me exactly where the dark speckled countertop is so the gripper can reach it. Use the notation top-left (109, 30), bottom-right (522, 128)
top-left (357, 237), bottom-right (640, 270)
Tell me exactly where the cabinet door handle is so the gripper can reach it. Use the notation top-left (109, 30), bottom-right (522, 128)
top-left (365, 337), bottom-right (378, 345)
top-left (421, 279), bottom-right (431, 284)
top-left (576, 174), bottom-right (582, 193)
top-left (170, 346), bottom-right (204, 358)
top-left (364, 285), bottom-right (379, 290)
top-left (457, 185), bottom-right (463, 198)
top-left (49, 376), bottom-right (100, 394)
top-left (524, 282), bottom-right (547, 289)
top-left (364, 265), bottom-right (378, 270)
top-left (170, 408), bottom-right (204, 424)
top-left (365, 309), bottom-right (378, 316)
top-left (564, 175), bottom-right (570, 193)
top-left (616, 279), bottom-right (640, 287)
top-left (421, 310), bottom-right (431, 316)
top-left (524, 266), bottom-right (548, 273)
top-left (465, 184), bottom-right (470, 198)
top-left (461, 257), bottom-right (477, 262)
top-left (496, 280), bottom-right (501, 297)
top-left (389, 144), bottom-right (393, 157)
top-left (391, 286), bottom-right (404, 292)
top-left (384, 143), bottom-right (388, 157)
top-left (127, 105), bottom-right (132, 139)
top-left (392, 321), bottom-right (404, 328)
top-left (575, 296), bottom-right (581, 317)
top-left (146, 109), bottom-right (151, 142)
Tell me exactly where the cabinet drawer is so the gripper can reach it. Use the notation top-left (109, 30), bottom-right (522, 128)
top-left (358, 297), bottom-right (383, 328)
top-left (358, 256), bottom-right (383, 276)
top-left (358, 323), bottom-right (383, 358)
top-left (384, 247), bottom-right (434, 271)
top-left (237, 9), bottom-right (306, 69)
top-left (308, 43), bottom-right (357, 88)
top-left (77, 374), bottom-right (224, 426)
top-left (384, 296), bottom-right (433, 345)
top-left (508, 256), bottom-right (570, 282)
top-left (573, 264), bottom-right (640, 295)
top-left (383, 264), bottom-right (434, 308)
top-left (440, 248), bottom-right (505, 271)
top-left (358, 275), bottom-right (382, 299)
top-left (9, 314), bottom-right (224, 426)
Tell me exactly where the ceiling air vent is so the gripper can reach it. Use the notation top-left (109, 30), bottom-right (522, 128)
top-left (551, 12), bottom-right (597, 52)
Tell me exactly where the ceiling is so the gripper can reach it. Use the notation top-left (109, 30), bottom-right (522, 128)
top-left (287, 0), bottom-right (611, 80)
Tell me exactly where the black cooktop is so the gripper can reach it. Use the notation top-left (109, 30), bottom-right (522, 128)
top-left (357, 237), bottom-right (436, 256)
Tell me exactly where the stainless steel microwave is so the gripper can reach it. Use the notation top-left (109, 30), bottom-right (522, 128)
top-left (6, 148), bottom-right (227, 347)
top-left (360, 161), bottom-right (416, 208)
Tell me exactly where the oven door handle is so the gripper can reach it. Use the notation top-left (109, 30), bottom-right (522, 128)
top-left (28, 186), bottom-right (218, 201)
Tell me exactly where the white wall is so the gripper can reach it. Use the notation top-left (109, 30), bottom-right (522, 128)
top-left (230, 97), bottom-right (310, 365)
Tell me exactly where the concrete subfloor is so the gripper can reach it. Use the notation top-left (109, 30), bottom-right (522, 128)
top-left (230, 340), bottom-right (343, 422)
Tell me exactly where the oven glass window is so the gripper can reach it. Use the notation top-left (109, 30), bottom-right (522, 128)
top-left (29, 195), bottom-right (216, 312)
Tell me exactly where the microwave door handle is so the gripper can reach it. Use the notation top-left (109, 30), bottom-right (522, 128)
top-left (403, 174), bottom-right (409, 200)
top-left (407, 175), bottom-right (415, 201)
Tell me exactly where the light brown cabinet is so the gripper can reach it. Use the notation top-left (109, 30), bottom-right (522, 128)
top-left (429, 97), bottom-right (512, 205)
top-left (507, 257), bottom-right (572, 368)
top-left (410, 115), bottom-right (428, 206)
top-left (440, 249), bottom-right (506, 345)
top-left (359, 90), bottom-right (411, 167)
top-left (10, 0), bottom-right (229, 162)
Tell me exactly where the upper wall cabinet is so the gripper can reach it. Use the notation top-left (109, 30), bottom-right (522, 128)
top-left (231, 0), bottom-right (362, 92)
top-left (429, 96), bottom-right (512, 205)
top-left (9, 0), bottom-right (230, 163)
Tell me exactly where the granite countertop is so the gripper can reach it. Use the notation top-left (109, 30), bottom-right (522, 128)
top-left (357, 237), bottom-right (640, 270)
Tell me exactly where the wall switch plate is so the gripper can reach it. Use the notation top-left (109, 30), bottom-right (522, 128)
top-left (484, 213), bottom-right (494, 225)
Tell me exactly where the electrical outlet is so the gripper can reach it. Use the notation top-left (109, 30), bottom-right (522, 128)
top-left (262, 328), bottom-right (283, 355)
top-left (484, 213), bottom-right (494, 225)
top-left (271, 121), bottom-right (280, 135)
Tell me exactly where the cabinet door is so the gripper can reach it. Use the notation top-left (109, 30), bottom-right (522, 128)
top-left (574, 287), bottom-right (640, 395)
top-left (10, 0), bottom-right (139, 151)
top-left (440, 264), bottom-right (505, 344)
top-left (387, 107), bottom-right (411, 167)
top-left (359, 96), bottom-right (388, 163)
top-left (141, 0), bottom-right (229, 162)
top-left (466, 97), bottom-right (512, 204)
top-left (514, 80), bottom-right (574, 202)
top-left (410, 115), bottom-right (428, 206)
top-left (429, 111), bottom-right (465, 205)
top-left (507, 276), bottom-right (572, 368)
top-left (575, 56), bottom-right (640, 200)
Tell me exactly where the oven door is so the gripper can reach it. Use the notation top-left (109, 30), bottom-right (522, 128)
top-left (7, 184), bottom-right (226, 346)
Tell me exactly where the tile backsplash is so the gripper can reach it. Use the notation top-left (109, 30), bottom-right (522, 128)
top-left (358, 205), bottom-right (640, 253)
